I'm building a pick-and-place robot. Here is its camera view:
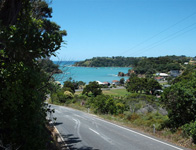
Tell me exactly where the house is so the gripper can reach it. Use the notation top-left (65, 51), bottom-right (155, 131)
top-left (96, 81), bottom-right (104, 85)
top-left (163, 84), bottom-right (171, 89)
top-left (170, 70), bottom-right (180, 77)
top-left (103, 82), bottom-right (110, 86)
top-left (112, 80), bottom-right (120, 85)
top-left (159, 73), bottom-right (169, 77)
top-left (154, 76), bottom-right (164, 81)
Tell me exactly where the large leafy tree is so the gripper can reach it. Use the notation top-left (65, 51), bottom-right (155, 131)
top-left (82, 81), bottom-right (102, 97)
top-left (161, 70), bottom-right (196, 129)
top-left (0, 0), bottom-right (66, 149)
top-left (126, 75), bottom-right (161, 95)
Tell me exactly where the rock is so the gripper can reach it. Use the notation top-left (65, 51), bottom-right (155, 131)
top-left (118, 72), bottom-right (125, 76)
top-left (158, 107), bottom-right (168, 115)
top-left (54, 69), bottom-right (63, 74)
top-left (136, 104), bottom-right (156, 114)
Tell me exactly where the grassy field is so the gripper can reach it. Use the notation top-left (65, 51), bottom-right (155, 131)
top-left (75, 88), bottom-right (130, 96)
top-left (102, 88), bottom-right (129, 96)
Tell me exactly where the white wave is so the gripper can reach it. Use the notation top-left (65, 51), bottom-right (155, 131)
top-left (108, 74), bottom-right (117, 77)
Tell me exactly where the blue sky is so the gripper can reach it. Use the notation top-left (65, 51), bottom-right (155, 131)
top-left (50, 0), bottom-right (196, 61)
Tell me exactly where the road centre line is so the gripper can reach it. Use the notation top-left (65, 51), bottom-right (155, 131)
top-left (91, 115), bottom-right (184, 150)
top-left (74, 114), bottom-right (87, 120)
top-left (89, 128), bottom-right (100, 135)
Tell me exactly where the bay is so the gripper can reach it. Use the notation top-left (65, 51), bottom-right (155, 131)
top-left (53, 61), bottom-right (131, 84)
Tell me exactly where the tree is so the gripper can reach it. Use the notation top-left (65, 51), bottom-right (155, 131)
top-left (120, 78), bottom-right (125, 85)
top-left (126, 75), bottom-right (144, 93)
top-left (161, 70), bottom-right (196, 129)
top-left (146, 78), bottom-right (162, 95)
top-left (63, 81), bottom-right (75, 94)
top-left (82, 81), bottom-right (102, 97)
top-left (0, 0), bottom-right (66, 149)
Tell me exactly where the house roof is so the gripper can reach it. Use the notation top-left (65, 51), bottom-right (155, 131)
top-left (103, 82), bottom-right (109, 84)
top-left (159, 73), bottom-right (169, 77)
top-left (112, 80), bottom-right (119, 83)
top-left (155, 77), bottom-right (164, 80)
top-left (96, 81), bottom-right (104, 85)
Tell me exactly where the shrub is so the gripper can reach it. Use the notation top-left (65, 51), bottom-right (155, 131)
top-left (182, 121), bottom-right (196, 143)
top-left (116, 102), bottom-right (125, 114)
top-left (64, 91), bottom-right (74, 99)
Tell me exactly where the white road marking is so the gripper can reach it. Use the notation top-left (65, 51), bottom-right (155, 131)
top-left (89, 128), bottom-right (100, 135)
top-left (73, 118), bottom-right (82, 139)
top-left (74, 114), bottom-right (87, 120)
top-left (93, 117), bottom-right (184, 150)
top-left (89, 128), bottom-right (114, 145)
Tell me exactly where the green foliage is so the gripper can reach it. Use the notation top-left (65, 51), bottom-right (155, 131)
top-left (82, 81), bottom-right (102, 97)
top-left (161, 70), bottom-right (196, 131)
top-left (126, 76), bottom-right (161, 95)
top-left (38, 58), bottom-right (60, 73)
top-left (63, 81), bottom-right (75, 93)
top-left (133, 112), bottom-right (168, 129)
top-left (0, 0), bottom-right (66, 149)
top-left (88, 95), bottom-right (126, 115)
top-left (51, 90), bottom-right (74, 104)
top-left (120, 78), bottom-right (125, 85)
top-left (74, 56), bottom-right (139, 67)
top-left (64, 91), bottom-right (74, 99)
top-left (182, 121), bottom-right (196, 143)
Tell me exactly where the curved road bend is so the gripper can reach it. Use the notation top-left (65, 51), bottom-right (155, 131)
top-left (51, 105), bottom-right (188, 150)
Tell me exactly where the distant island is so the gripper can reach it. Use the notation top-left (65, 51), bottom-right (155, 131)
top-left (74, 55), bottom-right (194, 76)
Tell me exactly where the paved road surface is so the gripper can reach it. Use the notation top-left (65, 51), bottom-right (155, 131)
top-left (52, 105), bottom-right (187, 150)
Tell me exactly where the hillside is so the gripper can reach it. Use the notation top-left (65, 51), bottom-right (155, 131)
top-left (74, 55), bottom-right (192, 74)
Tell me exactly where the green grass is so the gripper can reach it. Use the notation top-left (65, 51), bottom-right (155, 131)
top-left (75, 88), bottom-right (130, 96)
top-left (102, 88), bottom-right (130, 96)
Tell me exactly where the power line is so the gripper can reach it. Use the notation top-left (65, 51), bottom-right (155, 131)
top-left (119, 11), bottom-right (196, 56)
top-left (129, 24), bottom-right (196, 57)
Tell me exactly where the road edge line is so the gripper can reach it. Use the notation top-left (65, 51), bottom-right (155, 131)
top-left (54, 125), bottom-right (70, 150)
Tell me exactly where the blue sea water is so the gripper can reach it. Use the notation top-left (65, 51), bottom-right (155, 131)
top-left (53, 61), bottom-right (131, 84)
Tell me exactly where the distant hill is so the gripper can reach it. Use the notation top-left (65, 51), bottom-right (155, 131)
top-left (74, 55), bottom-right (192, 74)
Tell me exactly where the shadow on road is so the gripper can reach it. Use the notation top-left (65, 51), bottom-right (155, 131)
top-left (61, 134), bottom-right (99, 150)
top-left (54, 122), bottom-right (63, 126)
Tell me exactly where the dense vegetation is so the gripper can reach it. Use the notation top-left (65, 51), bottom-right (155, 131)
top-left (74, 56), bottom-right (139, 67)
top-left (0, 1), bottom-right (66, 149)
top-left (74, 56), bottom-right (191, 75)
top-left (38, 58), bottom-right (60, 73)
top-left (126, 74), bottom-right (162, 95)
top-left (162, 68), bottom-right (196, 143)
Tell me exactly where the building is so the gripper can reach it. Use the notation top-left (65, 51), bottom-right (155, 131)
top-left (170, 70), bottom-right (180, 77)
top-left (112, 80), bottom-right (120, 85)
top-left (154, 76), bottom-right (164, 81)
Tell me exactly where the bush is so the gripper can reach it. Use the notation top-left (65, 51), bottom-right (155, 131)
top-left (123, 111), bottom-right (132, 121)
top-left (64, 91), bottom-right (74, 99)
top-left (116, 102), bottom-right (125, 114)
top-left (182, 121), bottom-right (196, 143)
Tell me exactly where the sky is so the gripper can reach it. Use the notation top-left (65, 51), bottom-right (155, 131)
top-left (50, 0), bottom-right (196, 61)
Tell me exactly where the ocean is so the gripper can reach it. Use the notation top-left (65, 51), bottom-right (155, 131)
top-left (53, 61), bottom-right (131, 84)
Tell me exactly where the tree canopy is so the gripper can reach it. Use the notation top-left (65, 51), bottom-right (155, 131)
top-left (126, 75), bottom-right (161, 95)
top-left (0, 0), bottom-right (66, 149)
top-left (82, 81), bottom-right (102, 97)
top-left (161, 70), bottom-right (196, 129)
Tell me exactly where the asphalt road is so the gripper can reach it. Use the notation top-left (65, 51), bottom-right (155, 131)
top-left (51, 105), bottom-right (187, 150)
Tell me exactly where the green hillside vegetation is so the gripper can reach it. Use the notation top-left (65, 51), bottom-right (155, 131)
top-left (74, 55), bottom-right (191, 75)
